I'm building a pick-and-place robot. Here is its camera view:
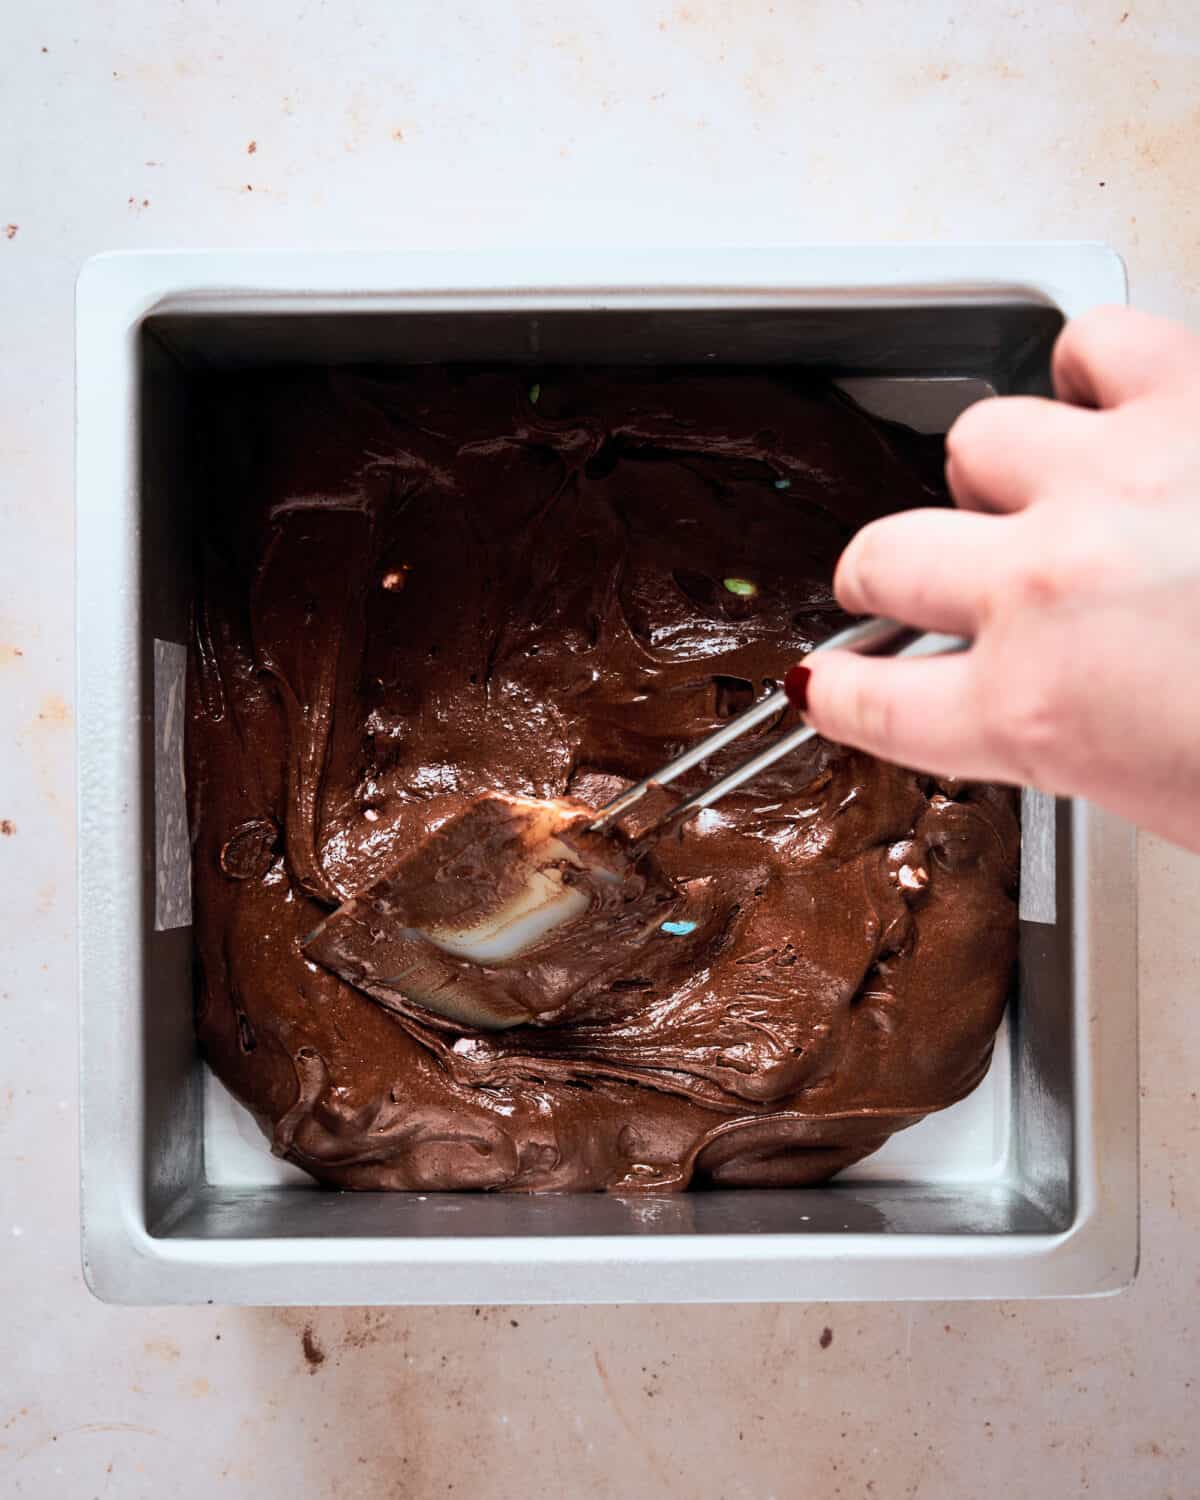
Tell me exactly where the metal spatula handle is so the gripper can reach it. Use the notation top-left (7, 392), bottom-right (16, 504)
top-left (589, 618), bottom-right (968, 834)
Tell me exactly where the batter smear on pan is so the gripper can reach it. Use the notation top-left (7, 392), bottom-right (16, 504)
top-left (188, 367), bottom-right (1017, 1191)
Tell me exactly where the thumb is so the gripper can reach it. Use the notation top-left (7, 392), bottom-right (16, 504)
top-left (792, 649), bottom-right (990, 780)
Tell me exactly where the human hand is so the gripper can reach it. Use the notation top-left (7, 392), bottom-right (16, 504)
top-left (791, 306), bottom-right (1200, 852)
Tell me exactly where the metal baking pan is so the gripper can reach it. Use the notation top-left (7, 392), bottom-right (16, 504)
top-left (77, 246), bottom-right (1137, 1304)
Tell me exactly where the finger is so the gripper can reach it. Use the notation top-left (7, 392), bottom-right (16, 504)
top-left (1052, 305), bottom-right (1200, 409)
top-left (944, 395), bottom-right (1102, 513)
top-left (832, 508), bottom-right (999, 634)
top-left (802, 650), bottom-right (997, 780)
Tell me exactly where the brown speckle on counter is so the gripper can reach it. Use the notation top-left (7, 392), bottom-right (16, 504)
top-left (819, 1327), bottom-right (833, 1349)
top-left (1, 820), bottom-right (14, 836)
top-left (247, 140), bottom-right (257, 154)
top-left (35, 694), bottom-right (70, 726)
top-left (3, 225), bottom-right (17, 240)
top-left (301, 1325), bottom-right (326, 1370)
top-left (143, 1339), bottom-right (181, 1363)
top-left (339, 1310), bottom-right (393, 1350)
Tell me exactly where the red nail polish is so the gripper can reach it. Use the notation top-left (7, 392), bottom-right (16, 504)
top-left (784, 663), bottom-right (811, 711)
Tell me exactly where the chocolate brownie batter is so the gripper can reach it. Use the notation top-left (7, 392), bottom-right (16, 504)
top-left (188, 367), bottom-right (1018, 1191)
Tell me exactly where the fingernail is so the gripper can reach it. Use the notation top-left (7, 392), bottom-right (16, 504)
top-left (784, 663), bottom-right (811, 711)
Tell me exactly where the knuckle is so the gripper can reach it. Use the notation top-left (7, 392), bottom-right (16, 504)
top-left (1006, 555), bottom-right (1069, 610)
top-left (1111, 461), bottom-right (1170, 506)
top-left (980, 663), bottom-right (1065, 787)
top-left (1000, 515), bottom-right (1084, 610)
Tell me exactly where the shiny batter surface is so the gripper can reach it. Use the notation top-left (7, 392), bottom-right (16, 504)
top-left (188, 367), bottom-right (1018, 1191)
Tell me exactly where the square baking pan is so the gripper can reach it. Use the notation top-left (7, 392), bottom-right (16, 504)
top-left (77, 246), bottom-right (1137, 1304)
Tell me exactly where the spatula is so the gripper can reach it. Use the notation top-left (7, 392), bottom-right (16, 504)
top-left (304, 618), bottom-right (968, 1029)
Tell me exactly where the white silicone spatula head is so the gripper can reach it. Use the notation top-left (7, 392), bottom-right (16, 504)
top-left (303, 794), bottom-right (661, 1030)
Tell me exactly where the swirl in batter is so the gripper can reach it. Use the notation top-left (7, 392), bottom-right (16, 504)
top-left (188, 366), bottom-right (1018, 1191)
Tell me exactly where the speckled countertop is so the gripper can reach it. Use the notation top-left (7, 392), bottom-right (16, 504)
top-left (2, 2), bottom-right (1199, 1495)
